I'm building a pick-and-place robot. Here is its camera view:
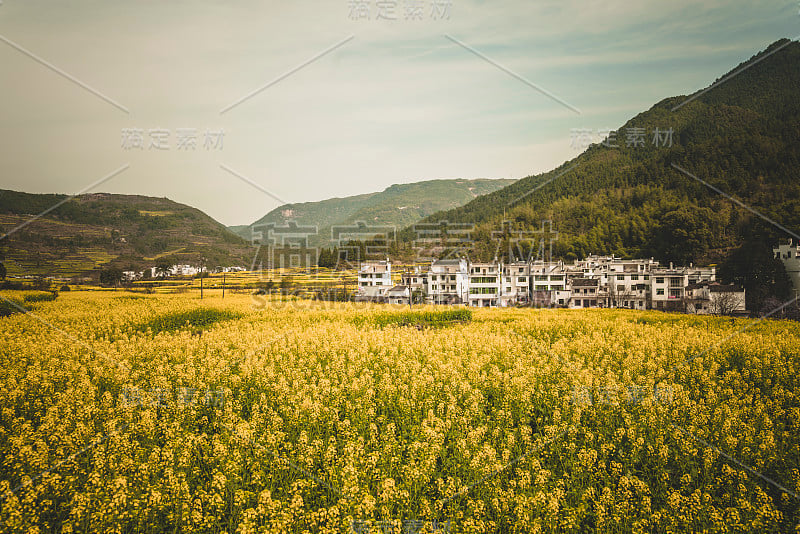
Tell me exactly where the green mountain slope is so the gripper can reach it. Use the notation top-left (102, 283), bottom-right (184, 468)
top-left (230, 178), bottom-right (515, 244)
top-left (0, 191), bottom-right (250, 278)
top-left (399, 39), bottom-right (800, 266)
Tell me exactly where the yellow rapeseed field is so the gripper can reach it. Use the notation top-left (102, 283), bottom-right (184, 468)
top-left (0, 291), bottom-right (798, 533)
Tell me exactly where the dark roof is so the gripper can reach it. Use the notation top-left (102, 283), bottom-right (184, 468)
top-left (686, 282), bottom-right (709, 290)
top-left (572, 278), bottom-right (598, 286)
top-left (710, 284), bottom-right (743, 293)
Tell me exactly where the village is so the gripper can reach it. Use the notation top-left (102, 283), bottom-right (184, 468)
top-left (358, 254), bottom-right (753, 314)
top-left (103, 240), bottom-right (800, 317)
top-left (362, 240), bottom-right (797, 314)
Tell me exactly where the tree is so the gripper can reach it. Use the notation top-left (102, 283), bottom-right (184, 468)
top-left (650, 206), bottom-right (715, 265)
top-left (719, 240), bottom-right (792, 314)
top-left (412, 288), bottom-right (424, 305)
top-left (279, 276), bottom-right (293, 295)
top-left (155, 260), bottom-right (172, 278)
top-left (317, 248), bottom-right (337, 269)
top-left (99, 267), bottom-right (123, 287)
top-left (709, 291), bottom-right (741, 316)
top-left (0, 262), bottom-right (6, 280)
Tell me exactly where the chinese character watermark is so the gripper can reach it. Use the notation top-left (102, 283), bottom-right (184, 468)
top-left (569, 127), bottom-right (673, 150)
top-left (571, 384), bottom-right (674, 407)
top-left (121, 128), bottom-right (224, 150)
top-left (347, 0), bottom-right (452, 21)
top-left (121, 386), bottom-right (226, 408)
top-left (349, 519), bottom-right (451, 533)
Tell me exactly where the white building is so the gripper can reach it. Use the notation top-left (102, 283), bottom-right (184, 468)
top-left (400, 266), bottom-right (428, 302)
top-left (468, 261), bottom-right (501, 307)
top-left (774, 239), bottom-right (800, 297)
top-left (686, 282), bottom-right (746, 315)
top-left (570, 278), bottom-right (600, 308)
top-left (170, 264), bottom-right (200, 277)
top-left (501, 262), bottom-right (531, 306)
top-left (428, 259), bottom-right (469, 305)
top-left (122, 270), bottom-right (143, 282)
top-left (385, 284), bottom-right (411, 305)
top-left (649, 263), bottom-right (715, 311)
top-left (357, 260), bottom-right (393, 299)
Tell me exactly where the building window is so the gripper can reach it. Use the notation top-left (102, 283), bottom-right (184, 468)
top-left (656, 277), bottom-right (664, 284)
top-left (470, 287), bottom-right (495, 295)
top-left (656, 288), bottom-right (664, 296)
top-left (631, 275), bottom-right (639, 281)
top-left (617, 275), bottom-right (624, 280)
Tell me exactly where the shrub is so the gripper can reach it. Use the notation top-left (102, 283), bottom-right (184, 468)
top-left (0, 294), bottom-right (24, 317)
top-left (370, 308), bottom-right (473, 328)
top-left (22, 290), bottom-right (58, 303)
top-left (131, 308), bottom-right (244, 335)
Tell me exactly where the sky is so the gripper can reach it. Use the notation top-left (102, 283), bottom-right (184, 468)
top-left (0, 0), bottom-right (798, 226)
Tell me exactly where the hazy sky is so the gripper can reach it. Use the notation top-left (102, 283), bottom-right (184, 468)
top-left (1, 1), bottom-right (797, 226)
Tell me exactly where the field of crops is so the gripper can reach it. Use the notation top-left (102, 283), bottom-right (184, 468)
top-left (0, 292), bottom-right (798, 533)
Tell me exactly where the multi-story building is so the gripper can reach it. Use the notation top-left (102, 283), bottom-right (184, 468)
top-left (570, 278), bottom-right (600, 308)
top-left (774, 239), bottom-right (800, 297)
top-left (528, 261), bottom-right (567, 307)
top-left (357, 260), bottom-right (393, 299)
top-left (649, 263), bottom-right (715, 311)
top-left (501, 262), bottom-right (531, 306)
top-left (468, 261), bottom-right (501, 307)
top-left (427, 259), bottom-right (469, 305)
top-left (605, 271), bottom-right (650, 310)
top-left (400, 266), bottom-right (428, 303)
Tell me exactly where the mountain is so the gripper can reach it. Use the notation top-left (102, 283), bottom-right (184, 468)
top-left (229, 178), bottom-right (515, 245)
top-left (0, 191), bottom-right (251, 278)
top-left (398, 39), bottom-right (800, 267)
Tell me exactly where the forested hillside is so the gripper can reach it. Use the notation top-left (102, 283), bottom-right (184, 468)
top-left (399, 39), bottom-right (800, 267)
top-left (231, 178), bottom-right (515, 246)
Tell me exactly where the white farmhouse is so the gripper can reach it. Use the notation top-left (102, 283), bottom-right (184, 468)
top-left (357, 260), bottom-right (393, 299)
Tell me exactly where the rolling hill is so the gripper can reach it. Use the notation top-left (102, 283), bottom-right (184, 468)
top-left (0, 191), bottom-right (251, 279)
top-left (398, 39), bottom-right (800, 267)
top-left (229, 178), bottom-right (515, 246)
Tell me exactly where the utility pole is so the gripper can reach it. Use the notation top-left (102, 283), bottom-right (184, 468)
top-left (407, 268), bottom-right (412, 310)
top-left (222, 271), bottom-right (226, 299)
top-left (199, 257), bottom-right (205, 300)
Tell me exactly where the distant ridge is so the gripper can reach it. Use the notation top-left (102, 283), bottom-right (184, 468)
top-left (229, 178), bottom-right (515, 246)
top-left (0, 190), bottom-right (250, 278)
